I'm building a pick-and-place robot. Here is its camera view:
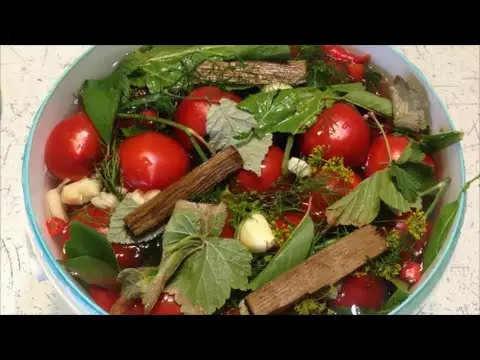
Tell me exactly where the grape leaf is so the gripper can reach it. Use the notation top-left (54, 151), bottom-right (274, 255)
top-left (248, 213), bottom-right (315, 290)
top-left (377, 168), bottom-right (420, 212)
top-left (343, 90), bottom-right (393, 118)
top-left (396, 140), bottom-right (426, 164)
top-left (206, 98), bottom-right (273, 176)
top-left (106, 197), bottom-right (166, 245)
top-left (419, 131), bottom-right (464, 153)
top-left (168, 236), bottom-right (252, 314)
top-left (60, 256), bottom-right (119, 288)
top-left (390, 76), bottom-right (428, 131)
top-left (389, 163), bottom-right (421, 203)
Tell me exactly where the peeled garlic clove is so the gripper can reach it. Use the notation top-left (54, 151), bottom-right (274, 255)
top-left (91, 192), bottom-right (119, 210)
top-left (238, 213), bottom-right (276, 253)
top-left (125, 189), bottom-right (145, 206)
top-left (61, 178), bottom-right (102, 205)
top-left (262, 83), bottom-right (293, 92)
top-left (287, 157), bottom-right (311, 178)
top-left (46, 178), bottom-right (70, 222)
top-left (144, 189), bottom-right (161, 203)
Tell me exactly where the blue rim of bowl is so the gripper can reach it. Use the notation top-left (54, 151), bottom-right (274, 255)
top-left (22, 45), bottom-right (466, 316)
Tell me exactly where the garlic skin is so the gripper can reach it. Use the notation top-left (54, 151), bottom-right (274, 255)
top-left (91, 192), bottom-right (119, 210)
top-left (238, 213), bottom-right (276, 253)
top-left (262, 83), bottom-right (293, 92)
top-left (125, 189), bottom-right (146, 206)
top-left (61, 178), bottom-right (102, 205)
top-left (287, 157), bottom-right (311, 178)
top-left (46, 178), bottom-right (70, 222)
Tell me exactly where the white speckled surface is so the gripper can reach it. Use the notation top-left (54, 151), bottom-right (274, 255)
top-left (1, 45), bottom-right (479, 315)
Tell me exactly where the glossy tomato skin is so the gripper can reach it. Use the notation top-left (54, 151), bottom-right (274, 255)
top-left (61, 206), bottom-right (111, 246)
top-left (174, 86), bottom-right (242, 151)
top-left (119, 132), bottom-right (190, 191)
top-left (111, 244), bottom-right (143, 269)
top-left (274, 212), bottom-right (304, 242)
top-left (364, 135), bottom-right (436, 178)
top-left (400, 261), bottom-right (422, 284)
top-left (150, 293), bottom-right (183, 315)
top-left (118, 109), bottom-right (157, 129)
top-left (300, 103), bottom-right (371, 168)
top-left (89, 286), bottom-right (119, 313)
top-left (232, 146), bottom-right (284, 193)
top-left (220, 209), bottom-right (236, 238)
top-left (347, 63), bottom-right (364, 82)
top-left (394, 213), bottom-right (432, 261)
top-left (44, 112), bottom-right (103, 181)
top-left (329, 274), bottom-right (387, 311)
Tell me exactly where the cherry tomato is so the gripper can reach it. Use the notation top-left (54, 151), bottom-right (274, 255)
top-left (220, 209), bottom-right (236, 238)
top-left (44, 112), bottom-right (103, 181)
top-left (274, 212), bottom-right (304, 242)
top-left (89, 286), bottom-right (119, 313)
top-left (289, 45), bottom-right (301, 59)
top-left (394, 212), bottom-right (432, 261)
top-left (173, 86), bottom-right (242, 151)
top-left (125, 300), bottom-right (146, 315)
top-left (364, 135), bottom-right (436, 178)
top-left (119, 131), bottom-right (190, 191)
top-left (347, 63), bottom-right (365, 82)
top-left (400, 261), bottom-right (422, 284)
top-left (62, 206), bottom-right (111, 242)
top-left (111, 243), bottom-right (143, 269)
top-left (232, 146), bottom-right (284, 193)
top-left (118, 109), bottom-right (157, 129)
top-left (150, 293), bottom-right (183, 315)
top-left (300, 103), bottom-right (371, 168)
top-left (223, 307), bottom-right (241, 315)
top-left (46, 217), bottom-right (68, 237)
top-left (329, 274), bottom-right (386, 310)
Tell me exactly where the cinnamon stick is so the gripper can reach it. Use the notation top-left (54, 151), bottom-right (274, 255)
top-left (245, 225), bottom-right (388, 315)
top-left (195, 60), bottom-right (307, 86)
top-left (124, 146), bottom-right (244, 236)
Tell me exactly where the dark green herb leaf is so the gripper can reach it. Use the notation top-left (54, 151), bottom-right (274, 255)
top-left (60, 256), bottom-right (119, 288)
top-left (378, 168), bottom-right (419, 212)
top-left (364, 71), bottom-right (382, 87)
top-left (343, 90), bottom-right (393, 118)
top-left (419, 131), bottom-right (464, 154)
top-left (307, 60), bottom-right (336, 88)
top-left (377, 289), bottom-right (409, 314)
top-left (248, 214), bottom-right (315, 290)
top-left (396, 140), bottom-right (426, 164)
top-left (120, 127), bottom-right (147, 138)
top-left (64, 221), bottom-right (120, 272)
top-left (398, 162), bottom-right (436, 192)
top-left (329, 82), bottom-right (366, 93)
top-left (117, 267), bottom-right (157, 300)
top-left (390, 76), bottom-right (428, 131)
top-left (119, 91), bottom-right (176, 116)
top-left (390, 163), bottom-right (422, 202)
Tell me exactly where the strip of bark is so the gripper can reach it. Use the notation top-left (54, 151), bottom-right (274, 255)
top-left (245, 225), bottom-right (388, 315)
top-left (124, 146), bottom-right (244, 236)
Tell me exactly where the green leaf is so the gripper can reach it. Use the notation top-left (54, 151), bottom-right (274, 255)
top-left (248, 214), bottom-right (315, 290)
top-left (419, 131), bottom-right (464, 154)
top-left (306, 59), bottom-right (337, 88)
top-left (390, 76), bottom-right (429, 131)
top-left (378, 168), bottom-right (419, 213)
top-left (343, 90), bottom-right (393, 118)
top-left (163, 201), bottom-right (228, 248)
top-left (117, 267), bottom-right (157, 300)
top-left (377, 289), bottom-right (409, 314)
top-left (120, 127), bottom-right (147, 138)
top-left (398, 162), bottom-right (436, 192)
top-left (60, 256), bottom-right (119, 288)
top-left (329, 82), bottom-right (366, 93)
top-left (326, 171), bottom-right (383, 227)
top-left (169, 237), bottom-right (252, 314)
top-left (390, 163), bottom-right (421, 202)
top-left (422, 200), bottom-right (459, 270)
top-left (206, 98), bottom-right (273, 176)
top-left (396, 140), bottom-right (426, 164)
top-left (65, 221), bottom-right (120, 272)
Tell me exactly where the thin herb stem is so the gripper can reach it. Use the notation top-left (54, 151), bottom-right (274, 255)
top-left (419, 177), bottom-right (451, 197)
top-left (423, 177), bottom-right (451, 218)
top-left (189, 136), bottom-right (208, 162)
top-left (117, 113), bottom-right (215, 155)
top-left (367, 112), bottom-right (392, 162)
top-left (282, 135), bottom-right (295, 175)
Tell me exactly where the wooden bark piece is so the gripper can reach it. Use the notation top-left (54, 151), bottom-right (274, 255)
top-left (195, 60), bottom-right (307, 86)
top-left (245, 225), bottom-right (388, 315)
top-left (124, 146), bottom-right (244, 236)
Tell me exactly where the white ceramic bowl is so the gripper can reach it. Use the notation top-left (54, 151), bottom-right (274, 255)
top-left (22, 45), bottom-right (466, 315)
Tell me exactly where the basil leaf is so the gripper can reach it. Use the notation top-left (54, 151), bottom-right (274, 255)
top-left (419, 131), bottom-right (464, 154)
top-left (60, 256), bottom-right (119, 288)
top-left (248, 214), bottom-right (315, 290)
top-left (343, 90), bottom-right (393, 118)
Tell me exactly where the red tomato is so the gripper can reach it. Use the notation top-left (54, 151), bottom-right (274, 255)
top-left (44, 112), bottom-right (103, 181)
top-left (329, 274), bottom-right (386, 310)
top-left (289, 45), bottom-right (301, 59)
top-left (347, 63), bottom-right (364, 82)
top-left (223, 307), bottom-right (241, 315)
top-left (232, 146), bottom-right (284, 193)
top-left (46, 217), bottom-right (68, 237)
top-left (274, 212), bottom-right (304, 242)
top-left (394, 213), bottom-right (432, 261)
top-left (111, 244), bottom-right (143, 269)
top-left (364, 135), bottom-right (436, 178)
top-left (400, 261), bottom-right (422, 284)
top-left (300, 103), bottom-right (371, 168)
top-left (125, 300), bottom-right (146, 315)
top-left (150, 293), bottom-right (183, 315)
top-left (220, 209), bottom-right (236, 238)
top-left (119, 132), bottom-right (190, 191)
top-left (118, 109), bottom-right (157, 129)
top-left (89, 286), bottom-right (119, 313)
top-left (173, 86), bottom-right (242, 151)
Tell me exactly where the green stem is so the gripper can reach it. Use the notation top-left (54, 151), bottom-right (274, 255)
top-left (163, 236), bottom-right (201, 254)
top-left (368, 112), bottom-right (392, 162)
top-left (117, 113), bottom-right (214, 156)
top-left (189, 136), bottom-right (208, 163)
top-left (423, 177), bottom-right (451, 218)
top-left (282, 135), bottom-right (295, 175)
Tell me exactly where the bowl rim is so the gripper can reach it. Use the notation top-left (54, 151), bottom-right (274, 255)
top-left (22, 45), bottom-right (467, 315)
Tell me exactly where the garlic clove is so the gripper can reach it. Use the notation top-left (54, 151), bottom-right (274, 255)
top-left (125, 189), bottom-right (145, 206)
top-left (91, 192), bottom-right (119, 210)
top-left (144, 189), bottom-right (161, 203)
top-left (287, 157), bottom-right (311, 178)
top-left (262, 83), bottom-right (293, 92)
top-left (61, 178), bottom-right (102, 205)
top-left (46, 178), bottom-right (70, 222)
top-left (238, 213), bottom-right (276, 253)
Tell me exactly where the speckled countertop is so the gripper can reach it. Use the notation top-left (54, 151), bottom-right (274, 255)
top-left (1, 46), bottom-right (479, 315)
